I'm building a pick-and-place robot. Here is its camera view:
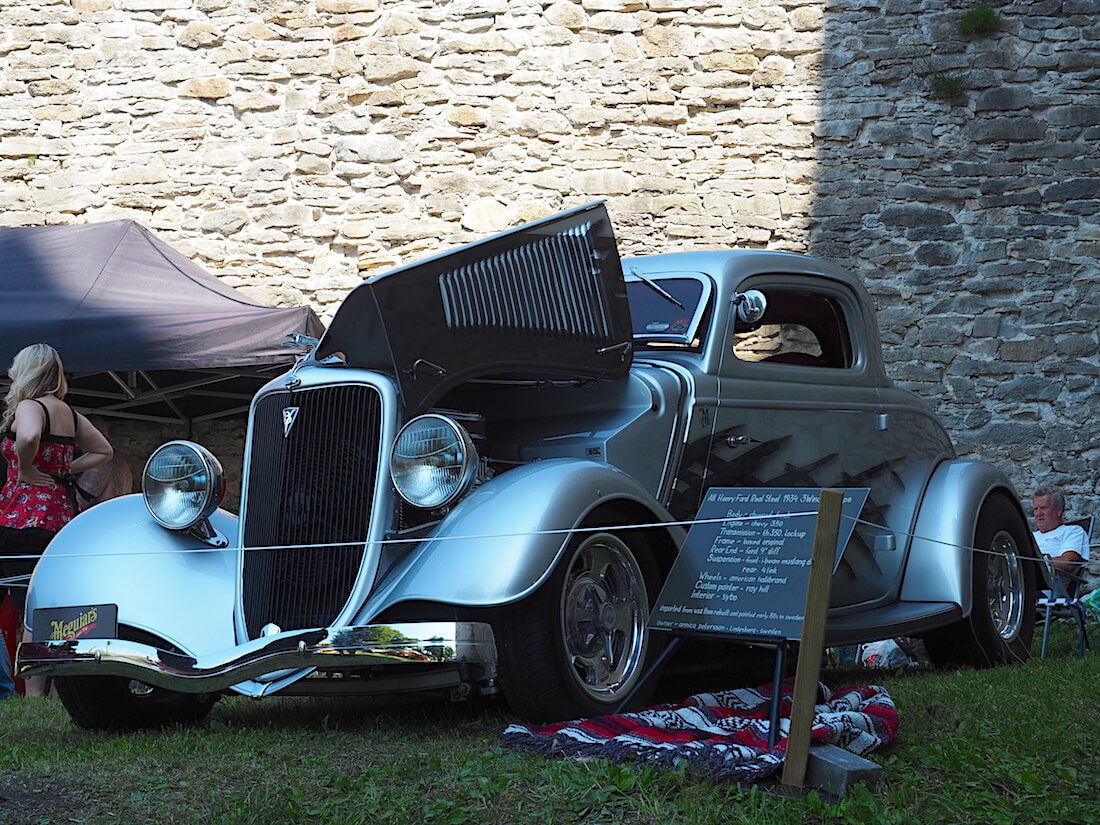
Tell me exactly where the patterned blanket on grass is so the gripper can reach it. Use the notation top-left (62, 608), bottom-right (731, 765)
top-left (500, 682), bottom-right (898, 784)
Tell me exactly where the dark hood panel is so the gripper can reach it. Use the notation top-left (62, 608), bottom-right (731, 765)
top-left (318, 201), bottom-right (633, 414)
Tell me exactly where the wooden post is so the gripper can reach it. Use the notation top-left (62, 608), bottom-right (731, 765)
top-left (781, 488), bottom-right (844, 789)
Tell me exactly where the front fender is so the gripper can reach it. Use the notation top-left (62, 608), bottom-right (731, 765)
top-left (25, 494), bottom-right (240, 659)
top-left (359, 459), bottom-right (681, 619)
top-left (900, 459), bottom-right (1032, 612)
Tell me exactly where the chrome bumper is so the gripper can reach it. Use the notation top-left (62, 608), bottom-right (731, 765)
top-left (16, 622), bottom-right (496, 695)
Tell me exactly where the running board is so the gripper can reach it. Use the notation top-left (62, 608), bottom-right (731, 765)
top-left (825, 602), bottom-right (962, 646)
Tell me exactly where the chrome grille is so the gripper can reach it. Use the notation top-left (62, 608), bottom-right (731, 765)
top-left (242, 385), bottom-right (382, 639)
top-left (439, 221), bottom-right (611, 338)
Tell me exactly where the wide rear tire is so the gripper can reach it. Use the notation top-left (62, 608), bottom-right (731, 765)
top-left (923, 493), bottom-right (1036, 667)
top-left (55, 676), bottom-right (218, 731)
top-left (494, 529), bottom-right (663, 722)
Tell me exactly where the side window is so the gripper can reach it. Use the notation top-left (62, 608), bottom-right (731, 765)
top-left (732, 288), bottom-right (853, 369)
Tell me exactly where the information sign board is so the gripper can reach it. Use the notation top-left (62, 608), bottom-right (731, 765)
top-left (650, 487), bottom-right (869, 641)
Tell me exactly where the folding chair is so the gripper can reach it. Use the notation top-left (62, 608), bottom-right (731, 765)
top-left (1037, 516), bottom-right (1093, 658)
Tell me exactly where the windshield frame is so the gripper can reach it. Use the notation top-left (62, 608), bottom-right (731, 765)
top-left (625, 270), bottom-right (713, 351)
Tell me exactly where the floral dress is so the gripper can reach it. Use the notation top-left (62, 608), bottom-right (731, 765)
top-left (0, 401), bottom-right (76, 532)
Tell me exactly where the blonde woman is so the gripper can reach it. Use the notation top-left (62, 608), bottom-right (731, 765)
top-left (0, 343), bottom-right (112, 696)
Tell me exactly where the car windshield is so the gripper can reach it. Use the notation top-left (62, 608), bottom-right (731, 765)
top-left (626, 275), bottom-right (709, 349)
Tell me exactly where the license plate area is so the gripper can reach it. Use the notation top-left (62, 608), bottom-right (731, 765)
top-left (32, 604), bottom-right (118, 642)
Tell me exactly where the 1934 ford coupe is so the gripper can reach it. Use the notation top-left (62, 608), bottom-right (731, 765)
top-left (18, 202), bottom-right (1038, 730)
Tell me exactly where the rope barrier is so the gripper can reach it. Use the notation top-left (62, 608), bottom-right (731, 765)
top-left (0, 508), bottom-right (1093, 572)
top-left (3, 506), bottom-right (1087, 672)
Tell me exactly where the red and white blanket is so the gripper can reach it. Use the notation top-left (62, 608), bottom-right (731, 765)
top-left (500, 682), bottom-right (898, 784)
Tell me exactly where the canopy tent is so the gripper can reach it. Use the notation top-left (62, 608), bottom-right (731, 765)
top-left (0, 220), bottom-right (325, 426)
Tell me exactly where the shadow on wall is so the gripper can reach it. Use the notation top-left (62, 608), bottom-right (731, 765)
top-left (811, 1), bottom-right (1099, 504)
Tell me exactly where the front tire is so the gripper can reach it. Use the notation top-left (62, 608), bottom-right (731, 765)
top-left (495, 529), bottom-right (662, 722)
top-left (55, 676), bottom-right (219, 731)
top-left (924, 493), bottom-right (1036, 667)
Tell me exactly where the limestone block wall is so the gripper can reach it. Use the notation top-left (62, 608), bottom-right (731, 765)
top-left (812, 1), bottom-right (1098, 518)
top-left (0, 0), bottom-right (1096, 516)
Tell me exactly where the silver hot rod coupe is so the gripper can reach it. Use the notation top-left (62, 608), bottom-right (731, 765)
top-left (19, 202), bottom-right (1038, 730)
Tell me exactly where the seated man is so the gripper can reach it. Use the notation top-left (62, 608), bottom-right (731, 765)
top-left (1031, 485), bottom-right (1089, 577)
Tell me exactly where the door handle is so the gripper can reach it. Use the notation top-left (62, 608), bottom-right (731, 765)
top-left (874, 533), bottom-right (896, 552)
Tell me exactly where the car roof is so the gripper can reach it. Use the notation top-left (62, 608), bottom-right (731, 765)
top-left (623, 249), bottom-right (862, 292)
top-left (623, 249), bottom-right (890, 386)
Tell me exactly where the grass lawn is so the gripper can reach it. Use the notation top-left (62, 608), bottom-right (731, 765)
top-left (1, 625), bottom-right (1097, 825)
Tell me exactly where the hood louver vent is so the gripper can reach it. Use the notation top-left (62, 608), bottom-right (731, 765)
top-left (439, 223), bottom-right (611, 339)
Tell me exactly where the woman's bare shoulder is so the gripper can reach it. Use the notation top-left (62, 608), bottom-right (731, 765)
top-left (13, 397), bottom-right (48, 416)
top-left (29, 395), bottom-right (75, 435)
top-left (11, 398), bottom-right (46, 434)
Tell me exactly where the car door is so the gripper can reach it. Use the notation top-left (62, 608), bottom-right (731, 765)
top-left (704, 274), bottom-right (902, 609)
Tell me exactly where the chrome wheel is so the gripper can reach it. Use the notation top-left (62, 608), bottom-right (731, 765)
top-left (559, 532), bottom-right (649, 703)
top-left (923, 494), bottom-right (1036, 668)
top-left (127, 680), bottom-right (155, 697)
top-left (986, 529), bottom-right (1024, 641)
top-left (495, 523), bottom-right (663, 721)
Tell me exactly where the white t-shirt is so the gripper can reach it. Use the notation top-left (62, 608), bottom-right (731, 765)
top-left (1033, 523), bottom-right (1089, 560)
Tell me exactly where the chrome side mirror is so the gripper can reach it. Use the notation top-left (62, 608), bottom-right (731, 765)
top-left (283, 332), bottom-right (320, 349)
top-left (734, 290), bottom-right (767, 324)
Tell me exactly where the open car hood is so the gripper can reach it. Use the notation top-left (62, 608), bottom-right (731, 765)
top-left (317, 201), bottom-right (633, 414)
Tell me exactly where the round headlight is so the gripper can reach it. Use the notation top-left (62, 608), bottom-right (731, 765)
top-left (390, 414), bottom-right (477, 509)
top-left (143, 441), bottom-right (226, 530)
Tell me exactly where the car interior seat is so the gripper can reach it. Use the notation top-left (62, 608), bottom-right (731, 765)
top-left (761, 351), bottom-right (824, 367)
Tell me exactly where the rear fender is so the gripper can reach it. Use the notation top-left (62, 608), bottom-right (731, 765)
top-left (358, 459), bottom-right (682, 619)
top-left (900, 460), bottom-right (1033, 613)
top-left (25, 495), bottom-right (240, 658)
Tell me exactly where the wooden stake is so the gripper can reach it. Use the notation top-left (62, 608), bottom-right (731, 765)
top-left (781, 488), bottom-right (843, 789)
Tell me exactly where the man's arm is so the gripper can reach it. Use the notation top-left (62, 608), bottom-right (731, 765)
top-left (1051, 550), bottom-right (1086, 572)
top-left (1048, 525), bottom-right (1089, 572)
top-left (1067, 525), bottom-right (1089, 556)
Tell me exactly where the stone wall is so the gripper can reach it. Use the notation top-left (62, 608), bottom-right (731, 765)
top-left (109, 418), bottom-right (247, 510)
top-left (0, 0), bottom-right (1096, 516)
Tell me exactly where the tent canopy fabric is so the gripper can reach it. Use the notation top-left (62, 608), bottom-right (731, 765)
top-left (0, 220), bottom-right (325, 424)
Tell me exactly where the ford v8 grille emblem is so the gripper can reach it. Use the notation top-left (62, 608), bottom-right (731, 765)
top-left (282, 406), bottom-right (300, 438)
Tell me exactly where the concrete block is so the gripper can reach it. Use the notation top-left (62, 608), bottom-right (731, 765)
top-left (803, 743), bottom-right (882, 798)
